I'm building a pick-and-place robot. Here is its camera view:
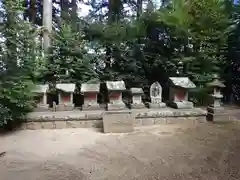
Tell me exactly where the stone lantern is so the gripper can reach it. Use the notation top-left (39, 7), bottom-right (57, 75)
top-left (206, 74), bottom-right (226, 121)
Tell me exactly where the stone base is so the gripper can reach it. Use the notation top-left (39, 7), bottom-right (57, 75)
top-left (131, 103), bottom-right (146, 109)
top-left (103, 111), bottom-right (134, 133)
top-left (147, 102), bottom-right (166, 109)
top-left (107, 103), bottom-right (126, 111)
top-left (82, 103), bottom-right (101, 110)
top-left (34, 104), bottom-right (49, 112)
top-left (207, 106), bottom-right (226, 121)
top-left (56, 104), bottom-right (74, 111)
top-left (168, 101), bottom-right (194, 109)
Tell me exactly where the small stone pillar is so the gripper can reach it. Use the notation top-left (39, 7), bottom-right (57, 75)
top-left (81, 83), bottom-right (100, 110)
top-left (206, 74), bottom-right (226, 121)
top-left (106, 81), bottom-right (126, 110)
top-left (168, 77), bottom-right (196, 109)
top-left (32, 84), bottom-right (49, 111)
top-left (56, 83), bottom-right (75, 111)
top-left (147, 81), bottom-right (166, 108)
top-left (130, 88), bottom-right (145, 109)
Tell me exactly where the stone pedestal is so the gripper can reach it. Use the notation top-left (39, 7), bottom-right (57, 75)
top-left (168, 101), bottom-right (194, 109)
top-left (131, 88), bottom-right (145, 109)
top-left (56, 103), bottom-right (74, 111)
top-left (148, 97), bottom-right (166, 108)
top-left (103, 111), bottom-right (134, 133)
top-left (34, 104), bottom-right (49, 112)
top-left (207, 106), bottom-right (225, 121)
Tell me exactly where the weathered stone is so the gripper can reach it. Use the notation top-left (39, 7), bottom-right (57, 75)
top-left (81, 83), bottom-right (100, 110)
top-left (32, 84), bottom-right (49, 111)
top-left (142, 118), bottom-right (155, 125)
top-left (103, 111), bottom-right (134, 133)
top-left (42, 122), bottom-right (54, 129)
top-left (92, 120), bottom-right (103, 128)
top-left (56, 83), bottom-right (75, 111)
top-left (147, 81), bottom-right (166, 108)
top-left (166, 117), bottom-right (188, 124)
top-left (106, 81), bottom-right (126, 110)
top-left (169, 77), bottom-right (196, 109)
top-left (66, 121), bottom-right (79, 128)
top-left (135, 119), bottom-right (142, 126)
top-left (154, 118), bottom-right (166, 125)
top-left (26, 122), bottom-right (36, 130)
top-left (55, 121), bottom-right (67, 129)
top-left (130, 88), bottom-right (145, 109)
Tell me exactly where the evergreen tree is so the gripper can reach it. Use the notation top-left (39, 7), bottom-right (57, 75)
top-left (0, 0), bottom-right (38, 128)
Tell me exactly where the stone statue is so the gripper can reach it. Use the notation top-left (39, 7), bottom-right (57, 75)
top-left (148, 81), bottom-right (166, 108)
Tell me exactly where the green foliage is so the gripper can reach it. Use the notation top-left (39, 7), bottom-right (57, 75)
top-left (0, 0), bottom-right (37, 128)
top-left (42, 21), bottom-right (97, 86)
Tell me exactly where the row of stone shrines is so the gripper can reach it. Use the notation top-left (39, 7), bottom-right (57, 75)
top-left (33, 77), bottom-right (200, 111)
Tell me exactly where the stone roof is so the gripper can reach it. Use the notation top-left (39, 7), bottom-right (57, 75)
top-left (81, 83), bottom-right (100, 93)
top-left (106, 81), bottom-right (126, 91)
top-left (130, 88), bottom-right (144, 94)
top-left (32, 84), bottom-right (49, 93)
top-left (207, 79), bottom-right (225, 88)
top-left (56, 83), bottom-right (75, 92)
top-left (169, 77), bottom-right (196, 89)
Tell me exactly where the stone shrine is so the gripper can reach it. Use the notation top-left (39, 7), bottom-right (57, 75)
top-left (130, 88), bottom-right (145, 109)
top-left (56, 83), bottom-right (75, 111)
top-left (147, 81), bottom-right (166, 108)
top-left (32, 84), bottom-right (49, 111)
top-left (168, 77), bottom-right (196, 109)
top-left (81, 83), bottom-right (100, 110)
top-left (206, 74), bottom-right (226, 121)
top-left (106, 81), bottom-right (126, 110)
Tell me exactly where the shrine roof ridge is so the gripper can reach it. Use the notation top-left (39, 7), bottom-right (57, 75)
top-left (130, 88), bottom-right (144, 94)
top-left (81, 83), bottom-right (100, 92)
top-left (56, 83), bottom-right (76, 92)
top-left (32, 84), bottom-right (49, 93)
top-left (169, 77), bottom-right (196, 89)
top-left (106, 80), bottom-right (126, 91)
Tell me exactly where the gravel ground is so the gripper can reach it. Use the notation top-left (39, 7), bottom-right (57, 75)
top-left (1, 121), bottom-right (240, 180)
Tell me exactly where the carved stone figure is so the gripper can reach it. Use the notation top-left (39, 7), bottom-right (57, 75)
top-left (148, 81), bottom-right (166, 108)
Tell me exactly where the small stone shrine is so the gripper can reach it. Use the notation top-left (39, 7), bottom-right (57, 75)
top-left (106, 80), bottom-right (126, 110)
top-left (81, 83), bottom-right (100, 110)
top-left (169, 77), bottom-right (196, 109)
top-left (147, 81), bottom-right (166, 108)
top-left (56, 83), bottom-right (75, 111)
top-left (206, 74), bottom-right (226, 121)
top-left (130, 88), bottom-right (145, 109)
top-left (32, 84), bottom-right (49, 111)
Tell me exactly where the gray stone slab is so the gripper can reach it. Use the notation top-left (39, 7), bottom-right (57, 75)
top-left (103, 111), bottom-right (134, 133)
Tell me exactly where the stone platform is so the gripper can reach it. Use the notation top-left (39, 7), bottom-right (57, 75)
top-left (20, 108), bottom-right (207, 130)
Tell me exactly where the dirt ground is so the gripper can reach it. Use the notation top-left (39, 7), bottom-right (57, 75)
top-left (1, 121), bottom-right (240, 180)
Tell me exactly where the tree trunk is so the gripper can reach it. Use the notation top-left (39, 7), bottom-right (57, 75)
top-left (29, 0), bottom-right (36, 23)
top-left (43, 0), bottom-right (52, 53)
